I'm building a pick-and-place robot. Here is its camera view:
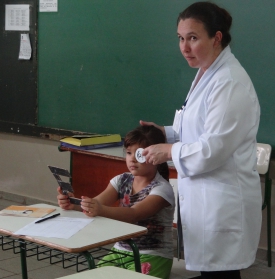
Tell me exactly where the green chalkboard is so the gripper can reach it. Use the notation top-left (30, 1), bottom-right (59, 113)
top-left (37, 0), bottom-right (275, 149)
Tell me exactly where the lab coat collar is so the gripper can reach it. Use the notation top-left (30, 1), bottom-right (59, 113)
top-left (187, 46), bottom-right (232, 99)
top-left (205, 45), bottom-right (232, 75)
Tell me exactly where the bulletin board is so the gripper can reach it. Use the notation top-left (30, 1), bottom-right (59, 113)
top-left (0, 0), bottom-right (37, 126)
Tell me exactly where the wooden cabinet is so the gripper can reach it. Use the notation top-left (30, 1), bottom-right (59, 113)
top-left (60, 146), bottom-right (177, 198)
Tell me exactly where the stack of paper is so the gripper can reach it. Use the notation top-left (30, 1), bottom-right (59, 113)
top-left (13, 217), bottom-right (94, 239)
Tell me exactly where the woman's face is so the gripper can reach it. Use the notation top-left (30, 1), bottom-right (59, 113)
top-left (177, 18), bottom-right (222, 72)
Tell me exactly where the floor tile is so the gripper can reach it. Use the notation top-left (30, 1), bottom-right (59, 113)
top-left (0, 268), bottom-right (16, 278)
top-left (27, 264), bottom-right (75, 279)
top-left (0, 247), bottom-right (20, 261)
top-left (1, 275), bottom-right (23, 279)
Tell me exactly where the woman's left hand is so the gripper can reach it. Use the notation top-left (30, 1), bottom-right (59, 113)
top-left (81, 196), bottom-right (102, 217)
top-left (142, 143), bottom-right (173, 165)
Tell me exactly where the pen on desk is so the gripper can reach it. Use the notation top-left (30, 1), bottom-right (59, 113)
top-left (35, 213), bottom-right (61, 224)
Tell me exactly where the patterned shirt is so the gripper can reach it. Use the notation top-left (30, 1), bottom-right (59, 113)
top-left (111, 172), bottom-right (175, 259)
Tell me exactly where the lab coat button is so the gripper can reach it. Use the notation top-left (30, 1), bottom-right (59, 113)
top-left (182, 225), bottom-right (187, 230)
top-left (180, 195), bottom-right (184, 201)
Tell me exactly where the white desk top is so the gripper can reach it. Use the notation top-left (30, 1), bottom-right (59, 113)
top-left (56, 266), bottom-right (158, 279)
top-left (0, 204), bottom-right (147, 253)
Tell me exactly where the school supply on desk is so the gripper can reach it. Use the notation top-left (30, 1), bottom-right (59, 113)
top-left (48, 166), bottom-right (82, 205)
top-left (35, 213), bottom-right (60, 224)
top-left (59, 140), bottom-right (123, 151)
top-left (60, 134), bottom-right (122, 147)
top-left (69, 197), bottom-right (82, 205)
top-left (48, 165), bottom-right (73, 195)
top-left (0, 205), bottom-right (55, 218)
top-left (14, 217), bottom-right (94, 239)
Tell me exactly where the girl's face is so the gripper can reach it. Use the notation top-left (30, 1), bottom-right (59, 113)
top-left (177, 18), bottom-right (222, 73)
top-left (125, 144), bottom-right (157, 177)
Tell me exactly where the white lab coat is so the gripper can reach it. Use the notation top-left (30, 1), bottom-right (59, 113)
top-left (165, 46), bottom-right (262, 271)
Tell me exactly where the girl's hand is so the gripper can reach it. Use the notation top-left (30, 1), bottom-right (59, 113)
top-left (81, 196), bottom-right (102, 217)
top-left (57, 186), bottom-right (75, 210)
top-left (139, 120), bottom-right (165, 136)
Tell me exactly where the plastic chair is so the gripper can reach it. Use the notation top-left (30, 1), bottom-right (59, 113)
top-left (169, 178), bottom-right (178, 226)
top-left (257, 143), bottom-right (272, 266)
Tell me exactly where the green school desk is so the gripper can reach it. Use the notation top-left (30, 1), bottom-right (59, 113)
top-left (0, 204), bottom-right (147, 279)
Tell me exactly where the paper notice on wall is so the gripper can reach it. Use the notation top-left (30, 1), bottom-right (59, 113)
top-left (39, 0), bottom-right (58, 12)
top-left (19, 34), bottom-right (32, 60)
top-left (5, 5), bottom-right (30, 31)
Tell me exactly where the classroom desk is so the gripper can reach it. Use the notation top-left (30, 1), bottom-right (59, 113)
top-left (56, 266), bottom-right (158, 279)
top-left (0, 204), bottom-right (147, 279)
top-left (59, 146), bottom-right (177, 199)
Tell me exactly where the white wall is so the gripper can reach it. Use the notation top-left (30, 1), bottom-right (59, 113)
top-left (0, 132), bottom-right (274, 254)
top-left (0, 133), bottom-right (70, 204)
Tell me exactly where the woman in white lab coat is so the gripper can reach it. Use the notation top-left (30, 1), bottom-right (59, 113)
top-left (141, 2), bottom-right (262, 279)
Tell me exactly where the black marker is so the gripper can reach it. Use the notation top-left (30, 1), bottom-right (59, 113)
top-left (35, 213), bottom-right (60, 224)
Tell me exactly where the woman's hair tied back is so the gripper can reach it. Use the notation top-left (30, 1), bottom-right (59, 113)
top-left (177, 1), bottom-right (232, 48)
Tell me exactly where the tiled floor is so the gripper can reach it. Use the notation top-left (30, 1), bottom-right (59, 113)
top-left (0, 197), bottom-right (274, 279)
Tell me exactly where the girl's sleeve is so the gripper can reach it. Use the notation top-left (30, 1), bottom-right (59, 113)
top-left (110, 175), bottom-right (121, 192)
top-left (150, 180), bottom-right (175, 207)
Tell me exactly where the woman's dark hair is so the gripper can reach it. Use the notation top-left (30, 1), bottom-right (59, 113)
top-left (177, 2), bottom-right (232, 49)
top-left (124, 125), bottom-right (169, 181)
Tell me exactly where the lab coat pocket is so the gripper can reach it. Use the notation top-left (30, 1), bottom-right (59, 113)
top-left (203, 183), bottom-right (242, 232)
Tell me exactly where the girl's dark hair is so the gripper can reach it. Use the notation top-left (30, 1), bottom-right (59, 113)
top-left (177, 2), bottom-right (232, 49)
top-left (124, 125), bottom-right (169, 181)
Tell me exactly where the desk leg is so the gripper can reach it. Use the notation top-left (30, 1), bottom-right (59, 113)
top-left (125, 239), bottom-right (141, 273)
top-left (19, 239), bottom-right (28, 279)
top-left (80, 251), bottom-right (96, 269)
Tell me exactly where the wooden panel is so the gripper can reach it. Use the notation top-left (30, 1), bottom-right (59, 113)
top-left (71, 152), bottom-right (128, 198)
top-left (69, 150), bottom-right (177, 199)
top-left (169, 167), bottom-right (177, 179)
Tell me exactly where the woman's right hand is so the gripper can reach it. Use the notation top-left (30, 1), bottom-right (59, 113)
top-left (57, 186), bottom-right (75, 210)
top-left (139, 120), bottom-right (165, 136)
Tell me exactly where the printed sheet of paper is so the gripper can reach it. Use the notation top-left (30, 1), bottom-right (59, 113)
top-left (0, 205), bottom-right (55, 218)
top-left (19, 34), bottom-right (32, 60)
top-left (5, 5), bottom-right (30, 31)
top-left (39, 0), bottom-right (58, 12)
top-left (13, 217), bottom-right (93, 239)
